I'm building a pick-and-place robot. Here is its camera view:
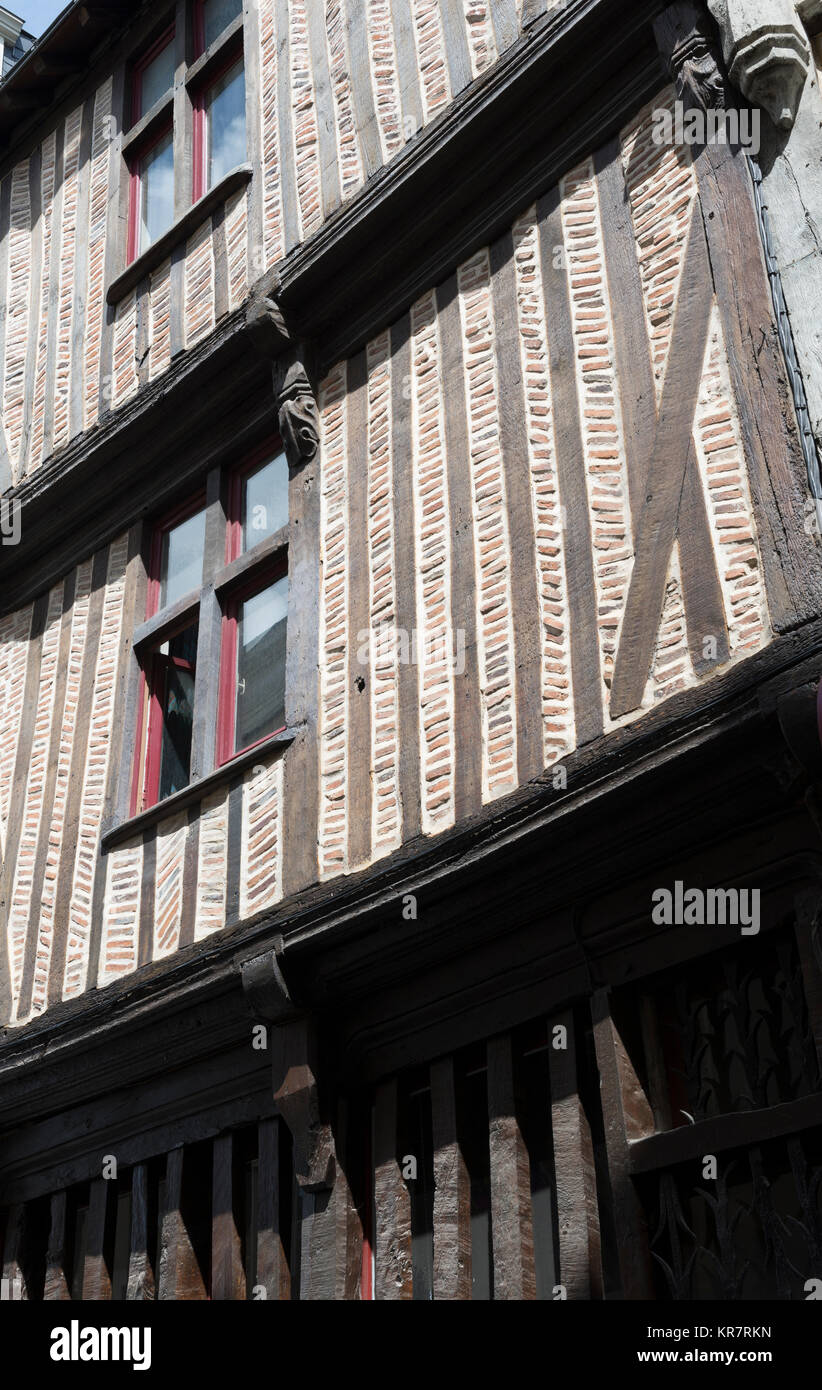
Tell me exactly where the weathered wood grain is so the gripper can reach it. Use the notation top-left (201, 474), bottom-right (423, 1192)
top-left (390, 0), bottom-right (423, 139)
top-left (158, 1147), bottom-right (207, 1299)
top-left (439, 0), bottom-right (472, 97)
top-left (437, 274), bottom-right (482, 821)
top-left (82, 1176), bottom-right (112, 1299)
top-left (275, 0), bottom-right (300, 252)
top-left (256, 1116), bottom-right (290, 1299)
top-left (591, 991), bottom-right (654, 1299)
top-left (344, 0), bottom-right (382, 181)
top-left (548, 1009), bottom-right (602, 1299)
top-left (491, 232), bottom-right (543, 784)
top-left (609, 207), bottom-right (714, 719)
top-left (0, 595), bottom-right (48, 1024)
top-left (16, 570), bottom-right (76, 1020)
top-left (307, 0), bottom-right (342, 215)
top-left (0, 1203), bottom-right (28, 1299)
top-left (389, 314), bottom-right (421, 842)
top-left (374, 1077), bottom-right (413, 1299)
top-left (126, 1163), bottom-right (155, 1300)
top-left (538, 189), bottom-right (603, 746)
top-left (283, 427), bottom-right (321, 897)
top-left (212, 1132), bottom-right (246, 1299)
top-left (18, 146), bottom-right (43, 476)
top-left (44, 1190), bottom-right (71, 1300)
top-left (70, 96), bottom-right (95, 439)
top-left (487, 1033), bottom-right (536, 1298)
top-left (596, 139), bottom-right (728, 684)
top-left (346, 349), bottom-right (372, 870)
top-left (40, 120), bottom-right (65, 462)
top-left (430, 1055), bottom-right (471, 1299)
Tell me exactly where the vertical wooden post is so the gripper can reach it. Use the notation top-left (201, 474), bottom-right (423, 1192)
top-left (430, 1056), bottom-right (471, 1300)
top-left (794, 889), bottom-right (822, 1077)
top-left (82, 1178), bottom-right (112, 1299)
top-left (157, 1148), bottom-right (207, 1300)
top-left (212, 1133), bottom-right (246, 1300)
top-left (374, 1078), bottom-right (413, 1300)
top-left (1, 1204), bottom-right (27, 1300)
top-left (256, 1117), bottom-right (290, 1299)
top-left (126, 1164), bottom-right (155, 1300)
top-left (487, 1035), bottom-right (536, 1300)
top-left (548, 1010), bottom-right (602, 1300)
top-left (591, 991), bottom-right (654, 1299)
top-left (44, 1191), bottom-right (71, 1301)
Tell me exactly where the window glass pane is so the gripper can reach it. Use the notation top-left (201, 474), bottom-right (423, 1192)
top-left (139, 38), bottom-right (174, 115)
top-left (139, 129), bottom-right (174, 253)
top-left (242, 452), bottom-right (289, 552)
top-left (234, 574), bottom-right (288, 752)
top-left (157, 623), bottom-right (198, 802)
top-left (201, 0), bottom-right (242, 49)
top-left (205, 61), bottom-right (246, 190)
top-left (159, 507), bottom-right (206, 609)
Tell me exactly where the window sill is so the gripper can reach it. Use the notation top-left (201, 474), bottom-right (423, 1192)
top-left (106, 162), bottom-right (253, 307)
top-left (101, 726), bottom-right (296, 851)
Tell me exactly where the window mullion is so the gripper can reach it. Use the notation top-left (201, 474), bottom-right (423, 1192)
top-left (190, 465), bottom-right (227, 782)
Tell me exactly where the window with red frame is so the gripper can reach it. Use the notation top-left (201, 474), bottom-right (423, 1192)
top-left (192, 55), bottom-right (246, 201)
top-left (124, 0), bottom-right (245, 266)
top-left (132, 25), bottom-right (175, 125)
top-left (195, 0), bottom-right (242, 55)
top-left (132, 500), bottom-right (206, 814)
top-left (217, 450), bottom-right (289, 765)
top-left (126, 25), bottom-right (176, 262)
top-left (131, 447), bottom-right (288, 814)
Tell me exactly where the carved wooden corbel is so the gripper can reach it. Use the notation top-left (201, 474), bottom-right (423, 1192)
top-left (656, 1), bottom-right (728, 109)
top-left (273, 358), bottom-right (320, 470)
top-left (237, 942), bottom-right (335, 1192)
top-left (708, 0), bottom-right (810, 129)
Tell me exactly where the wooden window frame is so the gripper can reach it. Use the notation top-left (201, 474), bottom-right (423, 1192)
top-left (190, 45), bottom-right (245, 204)
top-left (130, 438), bottom-right (289, 816)
top-left (130, 22), bottom-right (176, 127)
top-left (121, 0), bottom-right (246, 269)
top-left (131, 493), bottom-right (206, 816)
top-left (193, 0), bottom-right (244, 60)
top-left (126, 117), bottom-right (175, 266)
top-left (216, 446), bottom-right (290, 767)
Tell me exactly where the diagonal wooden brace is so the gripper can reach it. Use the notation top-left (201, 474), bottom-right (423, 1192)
top-left (609, 204), bottom-right (719, 719)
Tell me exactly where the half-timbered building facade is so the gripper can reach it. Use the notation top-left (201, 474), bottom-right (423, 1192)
top-left (2, 0), bottom-right (822, 1301)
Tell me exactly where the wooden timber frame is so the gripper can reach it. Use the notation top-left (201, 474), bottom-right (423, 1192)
top-left (3, 0), bottom-right (822, 1299)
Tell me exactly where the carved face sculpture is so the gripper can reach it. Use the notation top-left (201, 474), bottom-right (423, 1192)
top-left (677, 42), bottom-right (727, 112)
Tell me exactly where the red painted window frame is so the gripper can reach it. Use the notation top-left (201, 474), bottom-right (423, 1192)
top-left (131, 23), bottom-right (175, 127)
top-left (215, 552), bottom-right (288, 768)
top-left (224, 438), bottom-right (287, 565)
top-left (216, 439), bottom-right (289, 767)
top-left (191, 45), bottom-right (245, 203)
top-left (130, 492), bottom-right (206, 816)
top-left (126, 117), bottom-right (174, 266)
top-left (193, 0), bottom-right (242, 59)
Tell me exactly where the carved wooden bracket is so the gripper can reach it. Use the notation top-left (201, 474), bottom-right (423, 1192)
top-left (271, 1018), bottom-right (336, 1193)
top-left (656, 1), bottom-right (728, 109)
top-left (237, 944), bottom-right (335, 1192)
top-left (273, 358), bottom-right (320, 470)
top-left (708, 0), bottom-right (810, 128)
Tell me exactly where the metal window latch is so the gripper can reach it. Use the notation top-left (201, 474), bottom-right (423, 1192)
top-left (237, 678), bottom-right (246, 695)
